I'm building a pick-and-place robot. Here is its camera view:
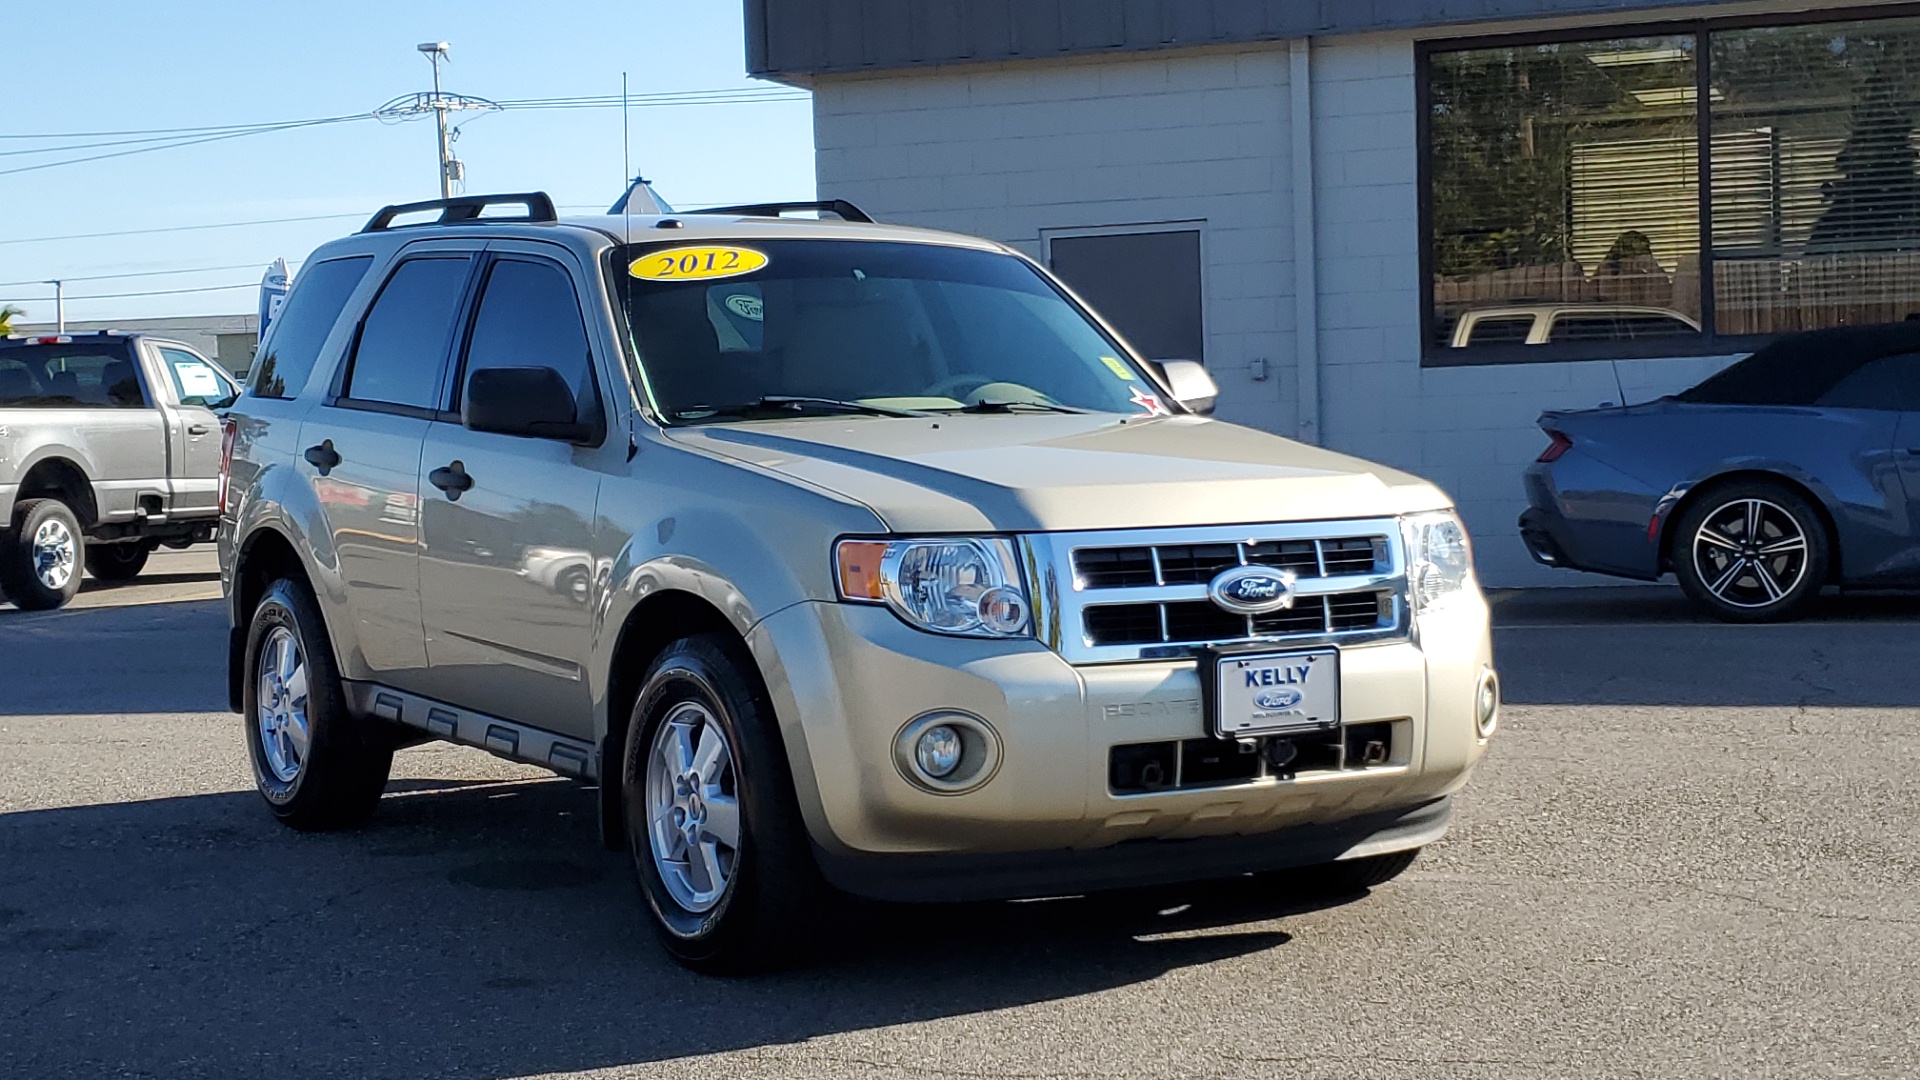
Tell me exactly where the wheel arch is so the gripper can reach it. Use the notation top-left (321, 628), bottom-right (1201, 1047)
top-left (227, 526), bottom-right (315, 713)
top-left (596, 589), bottom-right (749, 850)
top-left (11, 455), bottom-right (99, 529)
top-left (1657, 469), bottom-right (1842, 582)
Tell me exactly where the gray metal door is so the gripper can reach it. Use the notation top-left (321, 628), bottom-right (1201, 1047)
top-left (153, 346), bottom-right (226, 516)
top-left (299, 250), bottom-right (474, 686)
top-left (415, 248), bottom-right (605, 738)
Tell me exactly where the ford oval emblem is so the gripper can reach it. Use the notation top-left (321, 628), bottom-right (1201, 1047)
top-left (1207, 565), bottom-right (1297, 615)
top-left (1254, 688), bottom-right (1302, 710)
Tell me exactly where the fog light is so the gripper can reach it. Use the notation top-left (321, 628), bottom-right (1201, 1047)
top-left (895, 712), bottom-right (1002, 794)
top-left (914, 725), bottom-right (963, 778)
top-left (1476, 670), bottom-right (1500, 738)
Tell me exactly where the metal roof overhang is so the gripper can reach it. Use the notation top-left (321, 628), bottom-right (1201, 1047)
top-left (746, 0), bottom-right (1761, 82)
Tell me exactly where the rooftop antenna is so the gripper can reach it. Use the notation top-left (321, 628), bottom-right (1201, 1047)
top-left (622, 71), bottom-right (639, 462)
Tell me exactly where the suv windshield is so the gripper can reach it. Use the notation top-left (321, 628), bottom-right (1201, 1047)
top-left (614, 239), bottom-right (1167, 422)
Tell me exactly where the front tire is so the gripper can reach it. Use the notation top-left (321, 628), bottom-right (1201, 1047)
top-left (622, 634), bottom-right (829, 974)
top-left (85, 540), bottom-right (153, 582)
top-left (243, 578), bottom-right (393, 830)
top-left (1672, 481), bottom-right (1830, 623)
top-left (0, 499), bottom-right (83, 610)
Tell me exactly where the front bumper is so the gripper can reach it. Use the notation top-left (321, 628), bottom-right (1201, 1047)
top-left (747, 594), bottom-right (1495, 902)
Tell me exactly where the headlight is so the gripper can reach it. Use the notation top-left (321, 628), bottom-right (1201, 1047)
top-left (836, 537), bottom-right (1031, 638)
top-left (1401, 510), bottom-right (1475, 611)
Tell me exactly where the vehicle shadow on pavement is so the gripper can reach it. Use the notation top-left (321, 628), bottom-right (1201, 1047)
top-left (0, 775), bottom-right (1340, 1079)
top-left (1491, 589), bottom-right (1920, 708)
top-left (0, 599), bottom-right (227, 715)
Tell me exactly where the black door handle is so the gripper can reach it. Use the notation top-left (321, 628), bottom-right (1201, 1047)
top-left (303, 440), bottom-right (341, 473)
top-left (429, 461), bottom-right (474, 499)
top-left (187, 423), bottom-right (210, 436)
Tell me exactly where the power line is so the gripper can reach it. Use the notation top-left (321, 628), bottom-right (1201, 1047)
top-left (0, 115), bottom-right (372, 179)
top-left (0, 281), bottom-right (256, 304)
top-left (0, 117), bottom-right (367, 140)
top-left (0, 263), bottom-right (291, 289)
top-left (0, 212), bottom-right (366, 247)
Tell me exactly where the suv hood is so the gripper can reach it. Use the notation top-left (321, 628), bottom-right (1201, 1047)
top-left (665, 414), bottom-right (1450, 533)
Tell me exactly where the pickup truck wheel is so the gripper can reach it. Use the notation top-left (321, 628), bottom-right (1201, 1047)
top-left (623, 634), bottom-right (829, 974)
top-left (0, 499), bottom-right (84, 610)
top-left (244, 578), bottom-right (393, 830)
top-left (84, 540), bottom-right (153, 582)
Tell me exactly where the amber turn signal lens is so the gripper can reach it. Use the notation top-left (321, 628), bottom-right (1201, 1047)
top-left (836, 541), bottom-right (890, 601)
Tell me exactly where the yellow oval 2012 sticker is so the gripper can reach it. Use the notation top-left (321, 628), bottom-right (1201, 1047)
top-left (629, 246), bottom-right (768, 281)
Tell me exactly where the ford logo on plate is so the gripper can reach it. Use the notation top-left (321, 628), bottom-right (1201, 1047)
top-left (1207, 565), bottom-right (1298, 615)
top-left (1254, 688), bottom-right (1302, 710)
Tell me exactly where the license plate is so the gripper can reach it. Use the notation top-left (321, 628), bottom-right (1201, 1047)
top-left (1210, 649), bottom-right (1340, 738)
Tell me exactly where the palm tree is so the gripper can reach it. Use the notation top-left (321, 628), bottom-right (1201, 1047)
top-left (0, 305), bottom-right (22, 334)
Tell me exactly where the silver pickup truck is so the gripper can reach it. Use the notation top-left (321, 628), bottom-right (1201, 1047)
top-left (0, 331), bottom-right (238, 609)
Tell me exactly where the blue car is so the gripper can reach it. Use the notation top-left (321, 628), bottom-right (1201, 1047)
top-left (1520, 323), bottom-right (1920, 621)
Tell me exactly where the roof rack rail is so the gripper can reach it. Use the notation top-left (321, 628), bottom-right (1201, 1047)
top-left (362, 192), bottom-right (558, 233)
top-left (688, 199), bottom-right (874, 224)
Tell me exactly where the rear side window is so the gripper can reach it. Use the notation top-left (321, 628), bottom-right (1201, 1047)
top-left (0, 344), bottom-right (145, 409)
top-left (1548, 315), bottom-right (1624, 343)
top-left (250, 256), bottom-right (371, 399)
top-left (458, 258), bottom-right (599, 413)
top-left (1463, 316), bottom-right (1535, 346)
top-left (1817, 352), bottom-right (1920, 412)
top-left (342, 257), bottom-right (472, 411)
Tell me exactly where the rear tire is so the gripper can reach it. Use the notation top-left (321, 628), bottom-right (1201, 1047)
top-left (1672, 480), bottom-right (1829, 623)
top-left (85, 540), bottom-right (153, 582)
top-left (622, 633), bottom-right (831, 974)
top-left (0, 499), bottom-right (83, 610)
top-left (243, 577), bottom-right (393, 830)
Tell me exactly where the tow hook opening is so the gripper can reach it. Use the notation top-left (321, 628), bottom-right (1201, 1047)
top-left (1108, 720), bottom-right (1403, 795)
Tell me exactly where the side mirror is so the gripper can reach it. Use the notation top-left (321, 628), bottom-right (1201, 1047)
top-left (465, 366), bottom-right (596, 443)
top-left (1157, 359), bottom-right (1218, 416)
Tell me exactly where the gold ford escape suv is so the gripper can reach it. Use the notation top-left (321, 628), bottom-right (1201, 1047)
top-left (220, 192), bottom-right (1499, 972)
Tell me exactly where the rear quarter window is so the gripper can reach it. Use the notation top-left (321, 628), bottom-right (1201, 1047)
top-left (0, 344), bottom-right (145, 408)
top-left (250, 256), bottom-right (373, 399)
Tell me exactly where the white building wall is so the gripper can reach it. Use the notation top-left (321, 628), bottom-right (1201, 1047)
top-left (811, 37), bottom-right (1738, 586)
top-left (813, 48), bottom-right (1299, 436)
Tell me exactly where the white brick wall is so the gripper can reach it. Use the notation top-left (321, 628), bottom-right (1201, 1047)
top-left (810, 38), bottom-right (1739, 587)
top-left (814, 49), bottom-right (1299, 434)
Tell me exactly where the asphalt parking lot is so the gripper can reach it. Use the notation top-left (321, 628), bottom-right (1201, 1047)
top-left (2, 550), bottom-right (1916, 1079)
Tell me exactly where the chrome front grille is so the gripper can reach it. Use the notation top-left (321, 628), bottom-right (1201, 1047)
top-left (1023, 520), bottom-right (1409, 664)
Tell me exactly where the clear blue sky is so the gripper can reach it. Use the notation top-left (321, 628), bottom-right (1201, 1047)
top-left (1, 0), bottom-right (815, 324)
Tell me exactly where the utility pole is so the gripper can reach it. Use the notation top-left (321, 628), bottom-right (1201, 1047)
top-left (44, 280), bottom-right (64, 333)
top-left (419, 42), bottom-right (455, 199)
top-left (376, 44), bottom-right (496, 198)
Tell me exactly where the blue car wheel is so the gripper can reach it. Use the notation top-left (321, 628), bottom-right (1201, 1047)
top-left (1672, 480), bottom-right (1830, 622)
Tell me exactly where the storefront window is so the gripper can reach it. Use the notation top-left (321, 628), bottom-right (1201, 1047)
top-left (1428, 35), bottom-right (1703, 356)
top-left (1424, 12), bottom-right (1920, 363)
top-left (1711, 17), bottom-right (1920, 335)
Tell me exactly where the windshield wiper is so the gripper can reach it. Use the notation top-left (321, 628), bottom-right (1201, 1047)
top-left (947, 400), bottom-right (1087, 414)
top-left (674, 395), bottom-right (929, 421)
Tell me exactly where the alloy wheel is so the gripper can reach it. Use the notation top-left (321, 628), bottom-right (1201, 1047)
top-left (31, 518), bottom-right (76, 591)
top-left (644, 701), bottom-right (742, 914)
top-left (256, 626), bottom-right (312, 783)
top-left (1691, 498), bottom-right (1809, 609)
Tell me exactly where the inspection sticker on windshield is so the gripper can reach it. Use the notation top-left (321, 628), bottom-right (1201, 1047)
top-left (1099, 356), bottom-right (1135, 381)
top-left (629, 246), bottom-right (768, 282)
